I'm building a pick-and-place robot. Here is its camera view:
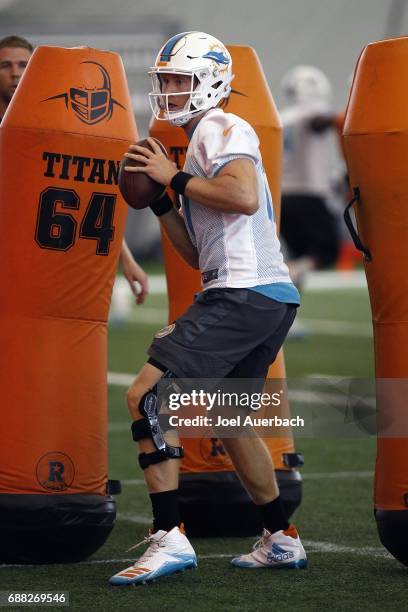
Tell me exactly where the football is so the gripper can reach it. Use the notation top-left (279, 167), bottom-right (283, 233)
top-left (118, 138), bottom-right (168, 209)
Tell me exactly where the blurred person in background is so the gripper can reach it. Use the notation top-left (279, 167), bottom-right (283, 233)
top-left (0, 35), bottom-right (149, 310)
top-left (0, 35), bottom-right (33, 122)
top-left (279, 65), bottom-right (341, 289)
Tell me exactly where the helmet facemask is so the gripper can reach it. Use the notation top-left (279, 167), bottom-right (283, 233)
top-left (149, 66), bottom-right (231, 126)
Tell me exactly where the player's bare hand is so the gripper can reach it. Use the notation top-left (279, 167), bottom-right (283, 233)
top-left (125, 137), bottom-right (178, 186)
top-left (120, 241), bottom-right (149, 305)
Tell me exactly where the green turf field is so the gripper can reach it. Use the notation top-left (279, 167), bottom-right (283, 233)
top-left (1, 275), bottom-right (406, 611)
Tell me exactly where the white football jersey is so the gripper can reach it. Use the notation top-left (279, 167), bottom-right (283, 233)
top-left (180, 108), bottom-right (292, 290)
top-left (280, 102), bottom-right (333, 197)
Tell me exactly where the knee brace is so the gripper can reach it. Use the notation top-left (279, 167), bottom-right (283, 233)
top-left (131, 385), bottom-right (184, 470)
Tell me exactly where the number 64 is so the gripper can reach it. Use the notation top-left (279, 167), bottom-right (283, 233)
top-left (35, 187), bottom-right (117, 256)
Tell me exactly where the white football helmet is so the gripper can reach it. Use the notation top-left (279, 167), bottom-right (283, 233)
top-left (149, 31), bottom-right (233, 126)
top-left (281, 65), bottom-right (332, 105)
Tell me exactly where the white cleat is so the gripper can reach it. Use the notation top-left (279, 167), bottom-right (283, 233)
top-left (110, 525), bottom-right (197, 586)
top-left (231, 524), bottom-right (307, 569)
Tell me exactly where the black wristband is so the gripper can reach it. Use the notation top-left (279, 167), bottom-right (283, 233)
top-left (149, 192), bottom-right (174, 217)
top-left (170, 171), bottom-right (194, 195)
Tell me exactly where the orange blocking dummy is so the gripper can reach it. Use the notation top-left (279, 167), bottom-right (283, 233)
top-left (343, 37), bottom-right (408, 565)
top-left (150, 46), bottom-right (302, 537)
top-left (0, 47), bottom-right (136, 562)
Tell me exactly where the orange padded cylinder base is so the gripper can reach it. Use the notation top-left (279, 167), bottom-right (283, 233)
top-left (0, 46), bottom-right (137, 562)
top-left (150, 46), bottom-right (301, 536)
top-left (343, 36), bottom-right (408, 565)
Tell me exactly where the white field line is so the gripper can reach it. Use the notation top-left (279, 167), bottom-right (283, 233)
top-left (107, 372), bottom-right (134, 387)
top-left (129, 309), bottom-right (167, 324)
top-left (301, 541), bottom-right (389, 558)
top-left (288, 388), bottom-right (375, 407)
top-left (117, 512), bottom-right (151, 525)
top-left (147, 275), bottom-right (167, 294)
top-left (302, 470), bottom-right (373, 479)
top-left (129, 310), bottom-right (373, 337)
top-left (121, 478), bottom-right (146, 485)
top-left (144, 271), bottom-right (367, 295)
top-left (307, 374), bottom-right (346, 381)
top-left (0, 537), bottom-right (391, 569)
top-left (126, 270), bottom-right (370, 333)
top-left (118, 471), bottom-right (373, 487)
top-left (107, 371), bottom-right (356, 400)
top-left (107, 373), bottom-right (375, 412)
top-left (303, 318), bottom-right (372, 337)
top-left (303, 270), bottom-right (367, 291)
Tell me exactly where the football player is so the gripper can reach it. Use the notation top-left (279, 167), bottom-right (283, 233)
top-left (279, 65), bottom-right (341, 287)
top-left (110, 31), bottom-right (307, 586)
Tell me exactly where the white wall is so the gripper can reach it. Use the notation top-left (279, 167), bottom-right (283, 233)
top-left (1, 0), bottom-right (406, 108)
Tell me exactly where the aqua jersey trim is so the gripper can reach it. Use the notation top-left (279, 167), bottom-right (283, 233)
top-left (249, 282), bottom-right (300, 305)
top-left (182, 196), bottom-right (196, 239)
top-left (264, 180), bottom-right (274, 221)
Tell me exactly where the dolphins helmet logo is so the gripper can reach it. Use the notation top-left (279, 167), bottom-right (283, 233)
top-left (201, 49), bottom-right (230, 66)
top-left (43, 61), bottom-right (126, 125)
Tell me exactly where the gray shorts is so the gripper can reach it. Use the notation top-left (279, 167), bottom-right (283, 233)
top-left (147, 288), bottom-right (297, 379)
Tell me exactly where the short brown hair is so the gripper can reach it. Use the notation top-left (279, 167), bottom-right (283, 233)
top-left (0, 35), bottom-right (33, 53)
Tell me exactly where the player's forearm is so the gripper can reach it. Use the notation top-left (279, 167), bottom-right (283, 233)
top-left (184, 175), bottom-right (258, 215)
top-left (159, 208), bottom-right (199, 269)
top-left (120, 239), bottom-right (133, 264)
